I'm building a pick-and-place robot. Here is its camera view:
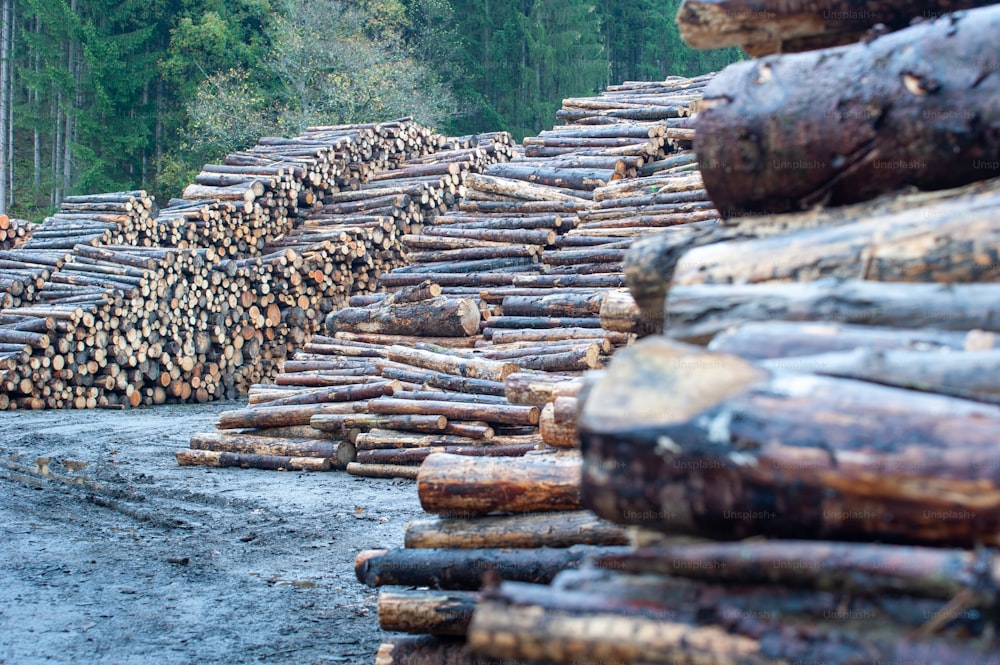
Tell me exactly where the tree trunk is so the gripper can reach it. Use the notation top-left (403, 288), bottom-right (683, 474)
top-left (578, 337), bottom-right (1000, 546)
top-left (695, 6), bottom-right (1000, 216)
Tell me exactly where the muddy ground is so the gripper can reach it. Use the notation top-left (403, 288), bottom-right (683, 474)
top-left (0, 402), bottom-right (422, 665)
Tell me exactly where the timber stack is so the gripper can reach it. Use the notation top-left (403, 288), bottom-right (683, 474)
top-left (0, 215), bottom-right (31, 250)
top-left (0, 124), bottom-right (514, 409)
top-left (178, 74), bottom-right (716, 474)
top-left (439, 5), bottom-right (1000, 665)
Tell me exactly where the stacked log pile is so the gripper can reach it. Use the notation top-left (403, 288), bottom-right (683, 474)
top-left (0, 124), bottom-right (517, 409)
top-left (23, 191), bottom-right (156, 249)
top-left (452, 5), bottom-right (1000, 664)
top-left (0, 215), bottom-right (31, 250)
top-left (177, 75), bottom-right (715, 473)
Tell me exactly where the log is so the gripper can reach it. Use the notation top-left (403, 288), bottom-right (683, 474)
top-left (664, 279), bottom-right (1000, 343)
top-left (378, 590), bottom-right (478, 636)
top-left (188, 431), bottom-right (355, 468)
top-left (355, 545), bottom-right (627, 589)
top-left (468, 574), bottom-right (995, 665)
top-left (310, 413), bottom-right (448, 434)
top-left (417, 453), bottom-right (582, 517)
top-left (504, 373), bottom-right (583, 407)
top-left (215, 402), bottom-right (364, 429)
top-left (595, 541), bottom-right (1000, 603)
top-left (760, 347), bottom-right (1000, 404)
top-left (356, 443), bottom-right (537, 465)
top-left (346, 462), bottom-right (420, 480)
top-left (175, 449), bottom-right (331, 471)
top-left (368, 398), bottom-right (540, 426)
top-left (404, 511), bottom-right (629, 549)
top-left (695, 7), bottom-right (1000, 216)
top-left (384, 345), bottom-right (518, 382)
top-left (677, 0), bottom-right (996, 53)
top-left (707, 321), bottom-right (991, 359)
top-left (325, 297), bottom-right (481, 337)
top-left (578, 337), bottom-right (1000, 546)
top-left (672, 188), bottom-right (1000, 286)
top-left (374, 637), bottom-right (547, 665)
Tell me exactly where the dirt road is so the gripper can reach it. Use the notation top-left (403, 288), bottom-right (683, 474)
top-left (0, 403), bottom-right (422, 664)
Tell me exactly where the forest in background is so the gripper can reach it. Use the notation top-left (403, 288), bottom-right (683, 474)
top-left (0, 0), bottom-right (740, 220)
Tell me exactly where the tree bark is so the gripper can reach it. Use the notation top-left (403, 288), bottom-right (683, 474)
top-left (326, 298), bottom-right (481, 337)
top-left (404, 511), bottom-right (628, 549)
top-left (417, 452), bottom-right (582, 517)
top-left (578, 337), bottom-right (1000, 546)
top-left (355, 545), bottom-right (627, 589)
top-left (665, 279), bottom-right (1000, 344)
top-left (695, 6), bottom-right (1000, 216)
top-left (677, 0), bottom-right (996, 52)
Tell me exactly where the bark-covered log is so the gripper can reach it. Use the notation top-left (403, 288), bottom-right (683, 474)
top-left (708, 321), bottom-right (993, 359)
top-left (188, 431), bottom-right (355, 468)
top-left (595, 541), bottom-right (1000, 603)
top-left (404, 511), bottom-right (629, 549)
top-left (468, 573), bottom-right (996, 665)
top-left (578, 337), bottom-right (1000, 546)
top-left (673, 187), bottom-right (1000, 286)
top-left (665, 279), bottom-right (1000, 344)
top-left (378, 590), bottom-right (478, 636)
top-left (677, 0), bottom-right (996, 53)
top-left (325, 297), bottom-right (481, 337)
top-left (623, 181), bottom-right (1000, 333)
top-left (175, 448), bottom-right (331, 471)
top-left (375, 636), bottom-right (549, 665)
top-left (695, 7), bottom-right (1000, 216)
top-left (355, 545), bottom-right (628, 589)
top-left (417, 452), bottom-right (582, 517)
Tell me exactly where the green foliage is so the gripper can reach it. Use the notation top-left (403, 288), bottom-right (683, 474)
top-left (5, 0), bottom-right (743, 216)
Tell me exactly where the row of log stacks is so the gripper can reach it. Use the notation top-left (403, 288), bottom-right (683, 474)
top-left (175, 74), bottom-right (716, 471)
top-left (0, 214), bottom-right (32, 250)
top-left (0, 126), bottom-right (514, 409)
top-left (371, 18), bottom-right (1000, 657)
top-left (676, 0), bottom-right (997, 55)
top-left (690, 5), bottom-right (1000, 217)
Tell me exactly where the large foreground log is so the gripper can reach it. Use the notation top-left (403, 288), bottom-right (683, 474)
top-left (695, 7), bottom-right (1000, 216)
top-left (578, 337), bottom-right (1000, 546)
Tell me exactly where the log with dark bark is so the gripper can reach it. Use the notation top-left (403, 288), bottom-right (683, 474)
top-left (695, 7), bottom-right (1000, 216)
top-left (578, 337), bottom-right (1000, 546)
top-left (676, 0), bottom-right (997, 54)
top-left (355, 545), bottom-right (628, 589)
top-left (595, 541), bottom-right (1000, 603)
